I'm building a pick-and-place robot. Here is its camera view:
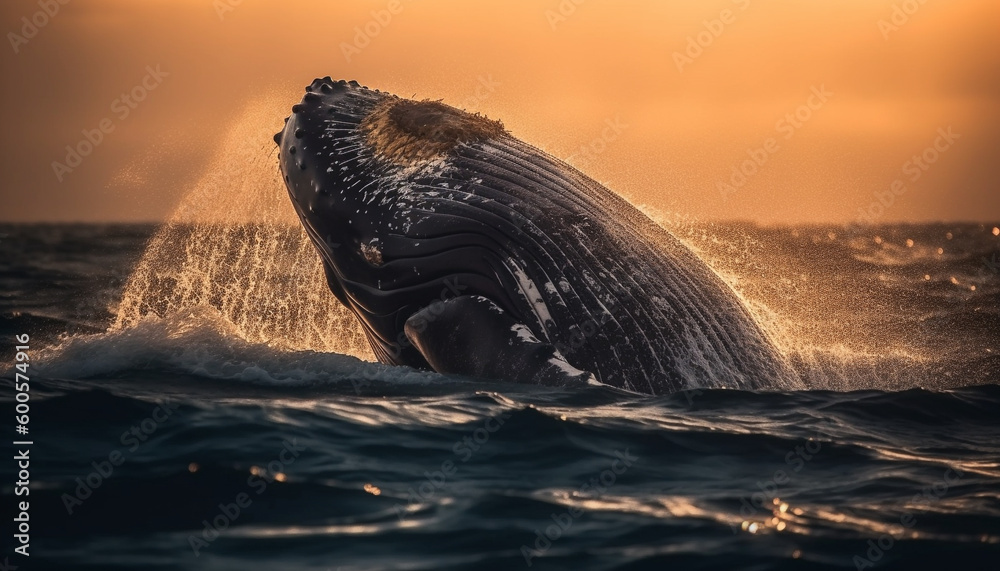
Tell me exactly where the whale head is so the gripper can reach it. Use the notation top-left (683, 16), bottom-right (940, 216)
top-left (274, 77), bottom-right (504, 264)
top-left (273, 77), bottom-right (507, 365)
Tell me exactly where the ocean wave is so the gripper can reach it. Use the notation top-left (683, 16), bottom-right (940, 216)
top-left (33, 305), bottom-right (437, 388)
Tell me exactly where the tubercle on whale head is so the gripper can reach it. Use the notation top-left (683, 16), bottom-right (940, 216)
top-left (273, 78), bottom-right (385, 269)
top-left (274, 77), bottom-right (507, 235)
top-left (272, 77), bottom-right (377, 146)
top-left (273, 77), bottom-right (505, 161)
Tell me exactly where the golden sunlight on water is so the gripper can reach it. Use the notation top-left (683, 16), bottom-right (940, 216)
top-left (111, 93), bottom-right (374, 360)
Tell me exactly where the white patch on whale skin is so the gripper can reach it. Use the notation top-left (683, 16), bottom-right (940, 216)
top-left (546, 356), bottom-right (598, 385)
top-left (510, 323), bottom-right (539, 343)
top-left (508, 258), bottom-right (554, 341)
top-left (469, 296), bottom-right (504, 315)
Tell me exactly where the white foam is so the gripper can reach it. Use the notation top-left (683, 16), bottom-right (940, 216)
top-left (36, 305), bottom-right (435, 387)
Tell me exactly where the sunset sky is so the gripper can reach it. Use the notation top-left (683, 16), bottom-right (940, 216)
top-left (1, 0), bottom-right (997, 223)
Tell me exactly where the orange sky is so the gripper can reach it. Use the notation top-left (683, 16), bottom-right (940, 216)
top-left (1, 0), bottom-right (998, 223)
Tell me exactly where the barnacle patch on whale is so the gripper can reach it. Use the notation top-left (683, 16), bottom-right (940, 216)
top-left (360, 99), bottom-right (505, 166)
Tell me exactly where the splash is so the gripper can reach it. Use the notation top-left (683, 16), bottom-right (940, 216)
top-left (112, 92), bottom-right (374, 360)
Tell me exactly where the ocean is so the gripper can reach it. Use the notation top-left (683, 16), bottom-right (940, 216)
top-left (1, 222), bottom-right (998, 570)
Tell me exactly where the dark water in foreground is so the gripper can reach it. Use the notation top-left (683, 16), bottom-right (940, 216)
top-left (1, 223), bottom-right (999, 570)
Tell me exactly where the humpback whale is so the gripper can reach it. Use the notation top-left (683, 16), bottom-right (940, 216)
top-left (274, 77), bottom-right (799, 394)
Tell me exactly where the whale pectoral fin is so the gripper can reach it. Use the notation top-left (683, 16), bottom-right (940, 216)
top-left (404, 295), bottom-right (598, 387)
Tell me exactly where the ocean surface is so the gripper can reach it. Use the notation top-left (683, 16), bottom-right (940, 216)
top-left (1, 222), bottom-right (999, 570)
